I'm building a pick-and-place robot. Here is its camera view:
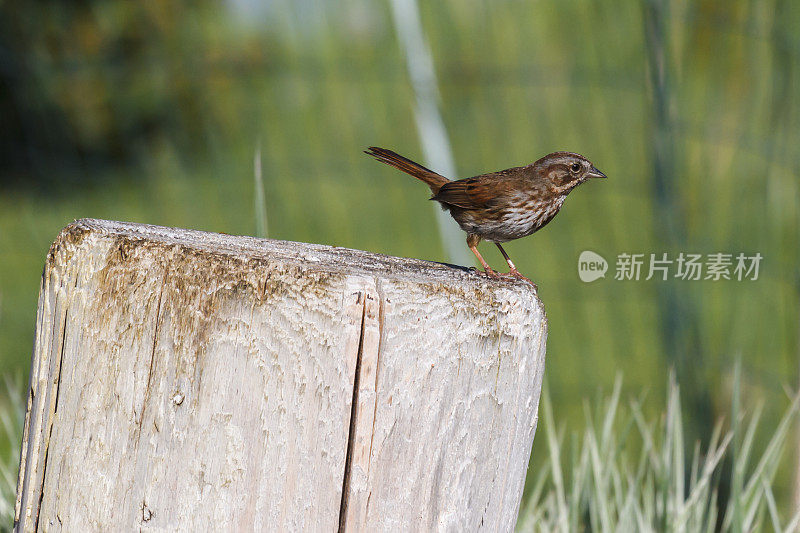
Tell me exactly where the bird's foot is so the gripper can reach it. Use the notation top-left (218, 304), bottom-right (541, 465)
top-left (477, 267), bottom-right (536, 289)
top-left (482, 267), bottom-right (500, 280)
top-left (504, 269), bottom-right (537, 289)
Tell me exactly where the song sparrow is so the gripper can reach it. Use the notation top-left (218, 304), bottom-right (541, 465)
top-left (365, 146), bottom-right (606, 282)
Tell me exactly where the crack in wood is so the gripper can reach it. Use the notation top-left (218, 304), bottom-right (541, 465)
top-left (135, 270), bottom-right (167, 448)
top-left (52, 309), bottom-right (69, 416)
top-left (367, 281), bottom-right (385, 477)
top-left (337, 290), bottom-right (368, 533)
top-left (34, 302), bottom-right (70, 531)
top-left (33, 437), bottom-right (51, 532)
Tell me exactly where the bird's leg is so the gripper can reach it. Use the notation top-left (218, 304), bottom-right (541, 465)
top-left (467, 234), bottom-right (497, 278)
top-left (495, 243), bottom-right (519, 273)
top-left (495, 243), bottom-right (535, 286)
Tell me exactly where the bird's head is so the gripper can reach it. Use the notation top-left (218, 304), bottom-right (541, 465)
top-left (534, 152), bottom-right (606, 194)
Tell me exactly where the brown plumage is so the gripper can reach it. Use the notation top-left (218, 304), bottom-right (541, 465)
top-left (365, 146), bottom-right (607, 282)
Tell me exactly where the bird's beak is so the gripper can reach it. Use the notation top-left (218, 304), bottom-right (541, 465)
top-left (587, 166), bottom-right (607, 179)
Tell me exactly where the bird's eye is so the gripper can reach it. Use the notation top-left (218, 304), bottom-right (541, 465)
top-left (570, 163), bottom-right (582, 173)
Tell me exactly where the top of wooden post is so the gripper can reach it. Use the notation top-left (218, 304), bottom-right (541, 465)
top-left (52, 218), bottom-right (542, 297)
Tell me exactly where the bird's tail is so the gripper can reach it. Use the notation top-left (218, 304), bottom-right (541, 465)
top-left (364, 147), bottom-right (450, 194)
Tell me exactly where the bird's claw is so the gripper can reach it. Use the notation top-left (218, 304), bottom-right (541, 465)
top-left (505, 269), bottom-right (538, 289)
top-left (482, 268), bottom-right (500, 280)
top-left (479, 268), bottom-right (537, 289)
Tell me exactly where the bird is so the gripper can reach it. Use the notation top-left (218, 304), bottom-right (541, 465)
top-left (365, 146), bottom-right (606, 282)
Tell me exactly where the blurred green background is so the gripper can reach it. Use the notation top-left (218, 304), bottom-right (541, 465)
top-left (0, 0), bottom-right (798, 510)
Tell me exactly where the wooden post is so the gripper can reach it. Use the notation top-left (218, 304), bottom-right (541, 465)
top-left (14, 219), bottom-right (547, 531)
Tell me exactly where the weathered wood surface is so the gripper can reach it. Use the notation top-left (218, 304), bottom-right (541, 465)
top-left (15, 219), bottom-right (547, 532)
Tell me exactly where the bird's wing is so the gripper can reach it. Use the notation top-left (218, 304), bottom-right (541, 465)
top-left (431, 177), bottom-right (493, 209)
top-left (432, 167), bottom-right (527, 209)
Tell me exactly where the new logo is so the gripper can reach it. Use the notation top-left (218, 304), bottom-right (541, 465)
top-left (578, 250), bottom-right (608, 282)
